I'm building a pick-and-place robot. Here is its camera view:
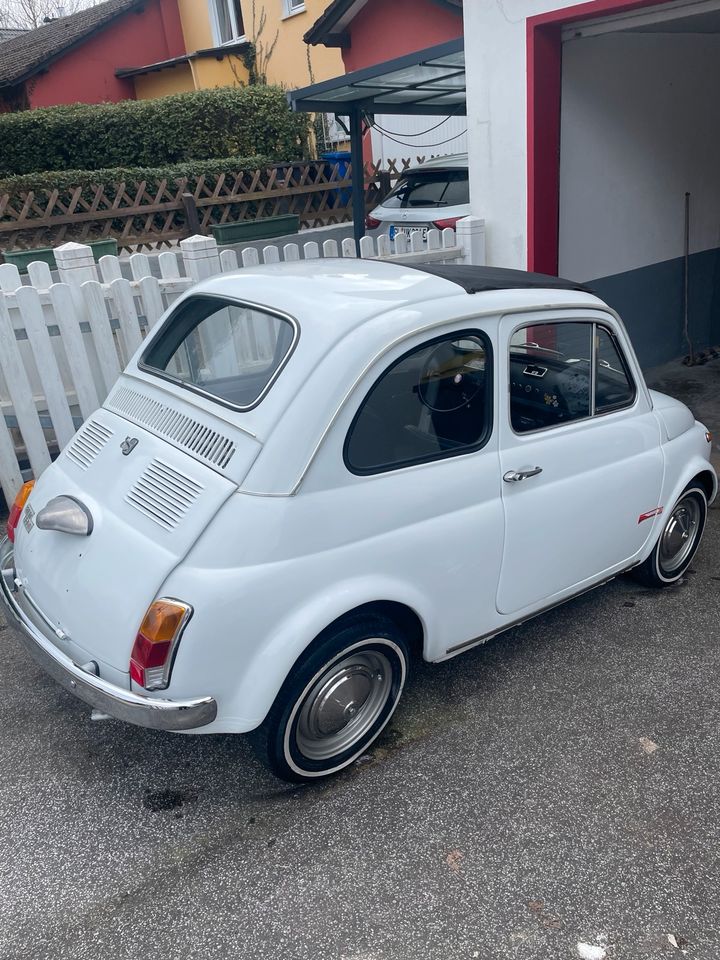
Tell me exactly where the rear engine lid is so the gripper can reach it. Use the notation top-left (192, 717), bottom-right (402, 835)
top-left (12, 406), bottom-right (242, 673)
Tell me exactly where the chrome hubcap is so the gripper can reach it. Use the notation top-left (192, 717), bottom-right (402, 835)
top-left (659, 497), bottom-right (700, 573)
top-left (295, 650), bottom-right (393, 760)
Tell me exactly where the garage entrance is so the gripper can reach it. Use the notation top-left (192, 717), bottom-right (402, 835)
top-left (556, 0), bottom-right (720, 367)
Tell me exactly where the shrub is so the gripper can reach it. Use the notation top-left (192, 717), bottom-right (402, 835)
top-left (0, 86), bottom-right (309, 177)
top-left (0, 156), bottom-right (272, 195)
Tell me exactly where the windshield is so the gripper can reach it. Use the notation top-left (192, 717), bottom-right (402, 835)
top-left (381, 170), bottom-right (469, 209)
top-left (141, 296), bottom-right (297, 410)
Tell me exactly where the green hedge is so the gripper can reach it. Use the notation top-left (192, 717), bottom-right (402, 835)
top-left (0, 85), bottom-right (309, 177)
top-left (0, 156), bottom-right (272, 196)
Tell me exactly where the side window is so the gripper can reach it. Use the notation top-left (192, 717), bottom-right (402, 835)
top-left (510, 322), bottom-right (592, 433)
top-left (595, 327), bottom-right (636, 413)
top-left (345, 332), bottom-right (492, 475)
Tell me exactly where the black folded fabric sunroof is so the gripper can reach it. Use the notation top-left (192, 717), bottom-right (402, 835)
top-left (412, 263), bottom-right (591, 294)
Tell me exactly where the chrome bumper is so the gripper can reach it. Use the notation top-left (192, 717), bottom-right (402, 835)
top-left (0, 537), bottom-right (217, 732)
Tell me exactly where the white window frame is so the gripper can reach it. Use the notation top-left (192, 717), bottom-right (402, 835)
top-left (282, 0), bottom-right (305, 19)
top-left (208, 0), bottom-right (247, 46)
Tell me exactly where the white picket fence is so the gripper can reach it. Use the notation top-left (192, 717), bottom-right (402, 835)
top-left (0, 219), bottom-right (486, 506)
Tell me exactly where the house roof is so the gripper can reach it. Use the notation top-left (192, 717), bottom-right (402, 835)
top-left (0, 0), bottom-right (145, 88)
top-left (0, 27), bottom-right (28, 42)
top-left (305, 0), bottom-right (462, 47)
top-left (116, 40), bottom-right (251, 79)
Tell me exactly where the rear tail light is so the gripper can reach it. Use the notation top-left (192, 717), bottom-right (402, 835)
top-left (130, 599), bottom-right (192, 690)
top-left (365, 215), bottom-right (381, 229)
top-left (7, 480), bottom-right (35, 543)
top-left (432, 216), bottom-right (463, 231)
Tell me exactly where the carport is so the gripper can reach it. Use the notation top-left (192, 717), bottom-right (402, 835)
top-left (288, 38), bottom-right (466, 253)
top-left (528, 0), bottom-right (720, 367)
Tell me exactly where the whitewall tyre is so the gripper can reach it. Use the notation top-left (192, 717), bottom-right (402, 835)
top-left (632, 482), bottom-right (707, 588)
top-left (256, 617), bottom-right (409, 782)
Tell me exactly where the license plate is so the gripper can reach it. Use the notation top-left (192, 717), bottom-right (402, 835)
top-left (389, 225), bottom-right (428, 242)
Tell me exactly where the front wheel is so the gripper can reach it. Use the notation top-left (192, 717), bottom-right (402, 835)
top-left (632, 482), bottom-right (707, 587)
top-left (258, 617), bottom-right (409, 782)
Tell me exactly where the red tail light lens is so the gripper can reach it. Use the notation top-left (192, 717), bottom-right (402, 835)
top-left (7, 480), bottom-right (35, 543)
top-left (365, 215), bottom-right (381, 229)
top-left (130, 599), bottom-right (192, 690)
top-left (432, 217), bottom-right (462, 231)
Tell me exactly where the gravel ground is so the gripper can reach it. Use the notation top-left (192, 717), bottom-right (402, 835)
top-left (0, 365), bottom-right (718, 960)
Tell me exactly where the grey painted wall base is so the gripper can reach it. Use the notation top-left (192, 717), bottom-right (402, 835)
top-left (588, 247), bottom-right (720, 369)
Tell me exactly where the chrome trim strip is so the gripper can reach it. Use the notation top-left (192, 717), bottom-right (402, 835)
top-left (0, 538), bottom-right (217, 732)
top-left (443, 574), bottom-right (618, 658)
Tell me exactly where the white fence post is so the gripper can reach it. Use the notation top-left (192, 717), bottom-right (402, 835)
top-left (456, 216), bottom-right (486, 266)
top-left (180, 235), bottom-right (221, 283)
top-left (54, 242), bottom-right (99, 286)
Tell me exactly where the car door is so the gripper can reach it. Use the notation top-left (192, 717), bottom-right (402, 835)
top-left (496, 312), bottom-right (664, 617)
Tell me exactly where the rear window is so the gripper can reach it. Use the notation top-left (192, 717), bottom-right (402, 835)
top-left (140, 296), bottom-right (297, 410)
top-left (381, 170), bottom-right (469, 209)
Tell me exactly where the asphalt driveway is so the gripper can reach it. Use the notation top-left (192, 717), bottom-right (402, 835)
top-left (1, 359), bottom-right (719, 960)
top-left (0, 497), bottom-right (718, 959)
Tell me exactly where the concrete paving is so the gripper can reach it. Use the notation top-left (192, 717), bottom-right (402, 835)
top-left (0, 361), bottom-right (719, 960)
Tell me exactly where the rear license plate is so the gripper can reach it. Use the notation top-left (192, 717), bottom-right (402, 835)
top-left (389, 225), bottom-right (428, 242)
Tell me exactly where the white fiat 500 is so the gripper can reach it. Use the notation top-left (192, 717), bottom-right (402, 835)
top-left (1, 261), bottom-right (716, 781)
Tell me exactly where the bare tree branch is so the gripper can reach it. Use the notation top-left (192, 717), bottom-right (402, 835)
top-left (0, 0), bottom-right (96, 30)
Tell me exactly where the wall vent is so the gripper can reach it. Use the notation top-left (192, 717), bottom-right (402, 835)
top-left (126, 459), bottom-right (204, 530)
top-left (66, 420), bottom-right (113, 470)
top-left (107, 386), bottom-right (236, 470)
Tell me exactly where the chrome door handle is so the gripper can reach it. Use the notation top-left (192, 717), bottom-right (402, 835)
top-left (503, 466), bottom-right (543, 483)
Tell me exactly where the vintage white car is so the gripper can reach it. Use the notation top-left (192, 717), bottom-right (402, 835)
top-left (1, 260), bottom-right (716, 781)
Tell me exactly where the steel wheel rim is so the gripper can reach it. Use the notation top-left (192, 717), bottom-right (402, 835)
top-left (659, 496), bottom-right (701, 574)
top-left (295, 649), bottom-right (394, 761)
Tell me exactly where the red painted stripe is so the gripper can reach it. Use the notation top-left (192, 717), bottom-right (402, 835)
top-left (638, 506), bottom-right (664, 524)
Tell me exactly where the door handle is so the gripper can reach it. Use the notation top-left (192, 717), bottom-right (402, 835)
top-left (503, 466), bottom-right (543, 483)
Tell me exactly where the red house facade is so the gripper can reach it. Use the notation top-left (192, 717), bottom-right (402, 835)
top-left (0, 0), bottom-right (185, 111)
top-left (305, 0), bottom-right (463, 73)
top-left (304, 0), bottom-right (463, 162)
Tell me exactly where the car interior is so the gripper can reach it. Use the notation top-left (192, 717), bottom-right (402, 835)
top-left (345, 336), bottom-right (490, 473)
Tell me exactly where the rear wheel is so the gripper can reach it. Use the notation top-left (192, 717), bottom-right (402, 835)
top-left (632, 482), bottom-right (707, 587)
top-left (257, 617), bottom-right (409, 782)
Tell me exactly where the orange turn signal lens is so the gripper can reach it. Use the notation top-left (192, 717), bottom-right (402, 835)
top-left (138, 599), bottom-right (189, 644)
top-left (7, 480), bottom-right (35, 543)
top-left (130, 599), bottom-right (192, 690)
top-left (706, 431), bottom-right (713, 444)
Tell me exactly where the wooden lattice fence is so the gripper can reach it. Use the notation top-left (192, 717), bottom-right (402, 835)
top-left (0, 158), bottom-right (421, 254)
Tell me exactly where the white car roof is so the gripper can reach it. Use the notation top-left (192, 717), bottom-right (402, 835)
top-left (134, 259), bottom-right (608, 450)
top-left (404, 153), bottom-right (468, 173)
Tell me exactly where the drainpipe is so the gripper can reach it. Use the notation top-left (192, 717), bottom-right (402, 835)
top-left (683, 191), bottom-right (695, 364)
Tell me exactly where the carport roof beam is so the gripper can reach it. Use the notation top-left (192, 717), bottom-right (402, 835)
top-left (287, 38), bottom-right (466, 117)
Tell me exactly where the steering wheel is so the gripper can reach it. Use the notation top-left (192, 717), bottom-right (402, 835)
top-left (417, 343), bottom-right (484, 413)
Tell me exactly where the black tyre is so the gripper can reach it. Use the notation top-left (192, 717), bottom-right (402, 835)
top-left (256, 617), bottom-right (409, 782)
top-left (632, 482), bottom-right (707, 587)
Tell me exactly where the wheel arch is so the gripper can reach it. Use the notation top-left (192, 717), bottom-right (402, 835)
top-left (225, 580), bottom-right (429, 730)
top-left (692, 468), bottom-right (717, 504)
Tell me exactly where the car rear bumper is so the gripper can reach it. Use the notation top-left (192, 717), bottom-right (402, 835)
top-left (0, 536), bottom-right (217, 732)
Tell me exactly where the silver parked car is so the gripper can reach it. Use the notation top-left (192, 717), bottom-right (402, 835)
top-left (366, 154), bottom-right (470, 242)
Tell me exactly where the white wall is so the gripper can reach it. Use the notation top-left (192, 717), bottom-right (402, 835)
top-left (463, 0), bottom-right (574, 268)
top-left (369, 114), bottom-right (468, 168)
top-left (559, 32), bottom-right (720, 280)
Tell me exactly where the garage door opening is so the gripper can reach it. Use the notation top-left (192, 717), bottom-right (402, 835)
top-left (557, 0), bottom-right (720, 367)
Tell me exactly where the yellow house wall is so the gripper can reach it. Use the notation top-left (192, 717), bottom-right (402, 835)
top-left (177, 0), bottom-right (214, 50)
top-left (173, 0), bottom-right (342, 91)
top-left (133, 64), bottom-right (196, 99)
top-left (241, 1), bottom-right (343, 88)
top-left (191, 53), bottom-right (250, 89)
